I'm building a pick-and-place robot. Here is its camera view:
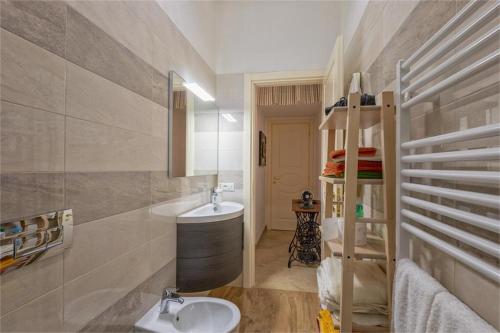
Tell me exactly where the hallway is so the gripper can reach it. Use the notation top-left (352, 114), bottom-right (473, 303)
top-left (255, 230), bottom-right (319, 293)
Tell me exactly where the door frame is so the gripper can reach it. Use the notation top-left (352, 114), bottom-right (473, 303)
top-left (265, 118), bottom-right (315, 231)
top-left (242, 71), bottom-right (324, 288)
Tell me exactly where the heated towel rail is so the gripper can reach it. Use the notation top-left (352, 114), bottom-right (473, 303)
top-left (396, 1), bottom-right (500, 283)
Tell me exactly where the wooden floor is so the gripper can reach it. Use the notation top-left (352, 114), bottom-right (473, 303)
top-left (209, 286), bottom-right (319, 333)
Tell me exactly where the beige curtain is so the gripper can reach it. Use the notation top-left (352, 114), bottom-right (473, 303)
top-left (256, 83), bottom-right (322, 106)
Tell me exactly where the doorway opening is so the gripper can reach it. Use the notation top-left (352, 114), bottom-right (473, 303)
top-left (242, 71), bottom-right (324, 291)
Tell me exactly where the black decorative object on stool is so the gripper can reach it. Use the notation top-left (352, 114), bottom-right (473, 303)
top-left (288, 196), bottom-right (321, 268)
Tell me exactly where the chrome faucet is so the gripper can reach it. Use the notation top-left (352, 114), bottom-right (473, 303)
top-left (159, 288), bottom-right (184, 314)
top-left (211, 187), bottom-right (222, 211)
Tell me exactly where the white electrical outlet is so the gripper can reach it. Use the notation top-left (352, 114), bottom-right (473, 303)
top-left (219, 182), bottom-right (235, 192)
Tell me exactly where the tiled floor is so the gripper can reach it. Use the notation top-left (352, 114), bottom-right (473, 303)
top-left (255, 229), bottom-right (319, 293)
top-left (209, 286), bottom-right (319, 333)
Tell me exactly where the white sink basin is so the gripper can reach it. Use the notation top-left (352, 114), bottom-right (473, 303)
top-left (176, 201), bottom-right (244, 223)
top-left (135, 297), bottom-right (240, 333)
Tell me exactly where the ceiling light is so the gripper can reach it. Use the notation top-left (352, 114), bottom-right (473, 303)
top-left (221, 113), bottom-right (237, 122)
top-left (182, 82), bottom-right (215, 102)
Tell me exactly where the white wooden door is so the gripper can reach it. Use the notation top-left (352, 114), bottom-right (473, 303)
top-left (270, 122), bottom-right (312, 230)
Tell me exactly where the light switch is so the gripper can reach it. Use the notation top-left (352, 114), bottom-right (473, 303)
top-left (219, 182), bottom-right (235, 192)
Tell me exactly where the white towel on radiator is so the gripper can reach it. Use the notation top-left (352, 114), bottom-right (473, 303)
top-left (392, 259), bottom-right (446, 333)
top-left (426, 292), bottom-right (496, 333)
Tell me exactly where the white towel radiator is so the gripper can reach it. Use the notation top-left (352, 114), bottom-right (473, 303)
top-left (396, 0), bottom-right (500, 283)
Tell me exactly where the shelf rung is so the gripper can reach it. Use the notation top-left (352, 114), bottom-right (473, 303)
top-left (319, 176), bottom-right (384, 185)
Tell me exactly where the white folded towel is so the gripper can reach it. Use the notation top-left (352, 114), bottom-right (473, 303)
top-left (426, 292), bottom-right (496, 333)
top-left (317, 257), bottom-right (387, 315)
top-left (392, 259), bottom-right (446, 333)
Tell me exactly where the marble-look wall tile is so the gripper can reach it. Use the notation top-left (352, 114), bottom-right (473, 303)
top-left (151, 173), bottom-right (188, 204)
top-left (0, 29), bottom-right (65, 114)
top-left (453, 261), bottom-right (500, 329)
top-left (152, 70), bottom-right (168, 108)
top-left (152, 33), bottom-right (174, 77)
top-left (66, 62), bottom-right (156, 136)
top-left (362, 0), bottom-right (458, 94)
top-left (0, 254), bottom-right (63, 316)
top-left (0, 287), bottom-right (64, 332)
top-left (150, 172), bottom-right (216, 204)
top-left (1, 101), bottom-right (65, 173)
top-left (151, 104), bottom-right (168, 138)
top-left (63, 243), bottom-right (151, 332)
top-left (0, 0), bottom-right (66, 58)
top-left (65, 117), bottom-right (155, 172)
top-left (65, 171), bottom-right (151, 225)
top-left (149, 232), bottom-right (176, 274)
top-left (151, 135), bottom-right (168, 172)
top-left (63, 208), bottom-right (155, 283)
top-left (80, 260), bottom-right (176, 333)
top-left (128, 0), bottom-right (216, 96)
top-left (1, 172), bottom-right (65, 221)
top-left (66, 0), bottom-right (153, 65)
top-left (381, 0), bottom-right (419, 47)
top-left (65, 7), bottom-right (153, 101)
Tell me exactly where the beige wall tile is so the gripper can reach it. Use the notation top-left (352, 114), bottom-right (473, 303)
top-left (67, 0), bottom-right (153, 65)
top-left (65, 171), bottom-right (151, 224)
top-left (63, 208), bottom-right (152, 283)
top-left (152, 34), bottom-right (174, 77)
top-left (0, 255), bottom-right (63, 316)
top-left (66, 7), bottom-right (153, 101)
top-left (151, 135), bottom-right (168, 171)
top-left (80, 260), bottom-right (176, 332)
top-left (65, 117), bottom-right (155, 172)
top-left (0, 29), bottom-right (65, 114)
top-left (1, 101), bottom-right (65, 172)
top-left (63, 243), bottom-right (151, 332)
top-left (66, 62), bottom-right (156, 136)
top-left (151, 104), bottom-right (168, 138)
top-left (1, 172), bottom-right (65, 221)
top-left (381, 1), bottom-right (418, 47)
top-left (409, 237), bottom-right (455, 291)
top-left (152, 70), bottom-right (169, 108)
top-left (454, 262), bottom-right (500, 330)
top-left (0, 0), bottom-right (67, 58)
top-left (149, 232), bottom-right (177, 274)
top-left (0, 287), bottom-right (63, 332)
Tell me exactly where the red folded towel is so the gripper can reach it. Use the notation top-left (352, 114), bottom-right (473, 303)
top-left (330, 147), bottom-right (377, 159)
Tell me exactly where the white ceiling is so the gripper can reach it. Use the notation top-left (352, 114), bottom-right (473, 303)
top-left (158, 1), bottom-right (342, 75)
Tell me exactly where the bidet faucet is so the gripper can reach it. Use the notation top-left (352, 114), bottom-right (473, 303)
top-left (160, 287), bottom-right (184, 314)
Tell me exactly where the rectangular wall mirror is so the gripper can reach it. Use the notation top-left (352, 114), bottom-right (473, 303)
top-left (168, 71), bottom-right (219, 177)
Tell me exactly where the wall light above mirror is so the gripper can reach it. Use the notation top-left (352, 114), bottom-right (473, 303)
top-left (183, 82), bottom-right (215, 102)
top-left (168, 71), bottom-right (219, 178)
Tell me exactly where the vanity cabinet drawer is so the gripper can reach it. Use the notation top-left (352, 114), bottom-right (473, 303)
top-left (177, 249), bottom-right (243, 292)
top-left (177, 215), bottom-right (243, 259)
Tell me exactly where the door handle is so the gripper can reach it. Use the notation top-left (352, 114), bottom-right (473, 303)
top-left (273, 176), bottom-right (280, 180)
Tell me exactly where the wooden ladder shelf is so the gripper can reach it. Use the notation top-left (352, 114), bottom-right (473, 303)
top-left (319, 91), bottom-right (396, 333)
